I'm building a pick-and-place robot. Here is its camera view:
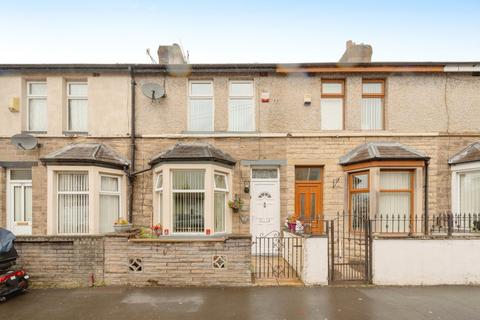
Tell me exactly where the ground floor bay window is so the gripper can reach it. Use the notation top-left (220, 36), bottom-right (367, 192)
top-left (451, 163), bottom-right (480, 215)
top-left (153, 164), bottom-right (233, 235)
top-left (46, 166), bottom-right (127, 235)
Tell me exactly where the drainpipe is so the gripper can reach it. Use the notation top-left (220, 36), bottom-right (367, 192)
top-left (424, 159), bottom-right (429, 235)
top-left (128, 66), bottom-right (136, 223)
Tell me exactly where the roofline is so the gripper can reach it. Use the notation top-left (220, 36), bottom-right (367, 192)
top-left (0, 62), bottom-right (479, 74)
top-left (339, 156), bottom-right (431, 166)
top-left (40, 158), bottom-right (129, 170)
top-left (149, 157), bottom-right (236, 167)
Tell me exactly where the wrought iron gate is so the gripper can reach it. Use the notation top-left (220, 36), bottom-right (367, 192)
top-left (328, 213), bottom-right (372, 283)
top-left (252, 231), bottom-right (303, 280)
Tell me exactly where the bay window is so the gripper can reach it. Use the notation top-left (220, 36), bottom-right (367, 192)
top-left (57, 172), bottom-right (89, 234)
top-left (379, 171), bottom-right (413, 232)
top-left (153, 164), bottom-right (232, 235)
top-left (459, 171), bottom-right (480, 213)
top-left (99, 175), bottom-right (121, 233)
top-left (349, 172), bottom-right (369, 231)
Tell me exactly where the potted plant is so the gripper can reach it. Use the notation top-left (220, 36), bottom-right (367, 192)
top-left (113, 218), bottom-right (132, 233)
top-left (151, 224), bottom-right (162, 237)
top-left (286, 215), bottom-right (296, 232)
top-left (228, 197), bottom-right (244, 213)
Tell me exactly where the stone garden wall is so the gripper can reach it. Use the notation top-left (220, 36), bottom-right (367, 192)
top-left (14, 234), bottom-right (252, 288)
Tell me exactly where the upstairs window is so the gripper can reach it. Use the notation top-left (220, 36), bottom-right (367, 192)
top-left (27, 81), bottom-right (47, 132)
top-left (320, 80), bottom-right (344, 130)
top-left (189, 81), bottom-right (214, 131)
top-left (67, 82), bottom-right (88, 132)
top-left (361, 80), bottom-right (384, 130)
top-left (228, 80), bottom-right (255, 131)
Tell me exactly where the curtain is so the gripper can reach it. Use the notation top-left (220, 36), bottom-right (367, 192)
top-left (29, 98), bottom-right (47, 131)
top-left (25, 186), bottom-right (32, 222)
top-left (460, 172), bottom-right (480, 214)
top-left (229, 98), bottom-right (254, 131)
top-left (361, 98), bottom-right (383, 130)
top-left (214, 191), bottom-right (226, 232)
top-left (172, 170), bottom-right (205, 233)
top-left (57, 173), bottom-right (89, 234)
top-left (189, 99), bottom-right (213, 131)
top-left (379, 172), bottom-right (411, 232)
top-left (100, 195), bottom-right (119, 233)
top-left (68, 99), bottom-right (88, 131)
top-left (320, 98), bottom-right (343, 130)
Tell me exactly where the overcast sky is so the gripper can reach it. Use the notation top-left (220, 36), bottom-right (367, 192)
top-left (1, 0), bottom-right (479, 64)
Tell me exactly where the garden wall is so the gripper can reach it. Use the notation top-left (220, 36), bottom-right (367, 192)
top-left (373, 238), bottom-right (480, 285)
top-left (14, 234), bottom-right (252, 288)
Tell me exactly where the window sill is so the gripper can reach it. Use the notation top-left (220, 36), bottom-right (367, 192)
top-left (63, 131), bottom-right (88, 136)
top-left (22, 130), bottom-right (47, 135)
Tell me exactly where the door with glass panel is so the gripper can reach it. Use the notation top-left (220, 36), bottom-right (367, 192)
top-left (7, 169), bottom-right (32, 235)
top-left (295, 167), bottom-right (323, 233)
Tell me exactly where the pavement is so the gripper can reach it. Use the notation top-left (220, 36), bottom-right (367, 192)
top-left (2, 286), bottom-right (480, 320)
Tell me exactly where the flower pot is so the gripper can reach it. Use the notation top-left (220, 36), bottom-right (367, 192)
top-left (154, 230), bottom-right (162, 237)
top-left (287, 222), bottom-right (296, 232)
top-left (114, 223), bottom-right (132, 233)
top-left (232, 208), bottom-right (240, 213)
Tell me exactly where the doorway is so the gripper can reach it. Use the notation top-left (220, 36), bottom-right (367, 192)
top-left (7, 169), bottom-right (33, 235)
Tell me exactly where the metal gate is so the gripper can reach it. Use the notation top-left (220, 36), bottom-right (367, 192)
top-left (252, 231), bottom-right (303, 280)
top-left (328, 213), bottom-right (372, 283)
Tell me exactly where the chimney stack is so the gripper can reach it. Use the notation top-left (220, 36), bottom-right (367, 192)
top-left (338, 40), bottom-right (372, 63)
top-left (157, 43), bottom-right (187, 64)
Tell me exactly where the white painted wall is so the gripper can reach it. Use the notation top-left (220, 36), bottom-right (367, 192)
top-left (302, 236), bottom-right (329, 285)
top-left (373, 239), bottom-right (480, 285)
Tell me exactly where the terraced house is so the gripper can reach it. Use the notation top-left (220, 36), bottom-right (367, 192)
top-left (0, 43), bottom-right (479, 286)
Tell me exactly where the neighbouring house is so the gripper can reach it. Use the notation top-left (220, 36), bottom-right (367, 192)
top-left (0, 44), bottom-right (479, 286)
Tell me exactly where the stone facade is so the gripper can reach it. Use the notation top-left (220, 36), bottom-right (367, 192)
top-left (13, 234), bottom-right (252, 288)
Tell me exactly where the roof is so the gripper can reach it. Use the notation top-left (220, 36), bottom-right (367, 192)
top-left (339, 142), bottom-right (429, 166)
top-left (448, 142), bottom-right (480, 165)
top-left (40, 143), bottom-right (129, 169)
top-left (149, 143), bottom-right (236, 166)
top-left (0, 62), bottom-right (479, 74)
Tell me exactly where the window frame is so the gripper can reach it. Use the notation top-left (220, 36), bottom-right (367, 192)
top-left (99, 174), bottom-right (121, 233)
top-left (348, 171), bottom-right (370, 232)
top-left (213, 172), bottom-right (229, 233)
top-left (26, 80), bottom-right (48, 132)
top-left (361, 79), bottom-right (385, 131)
top-left (451, 162), bottom-right (480, 214)
top-left (66, 81), bottom-right (88, 133)
top-left (320, 79), bottom-right (345, 130)
top-left (228, 80), bottom-right (255, 132)
top-left (379, 169), bottom-right (415, 232)
top-left (188, 80), bottom-right (215, 132)
top-left (7, 169), bottom-right (33, 224)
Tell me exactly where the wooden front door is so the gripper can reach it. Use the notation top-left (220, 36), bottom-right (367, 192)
top-left (295, 167), bottom-right (323, 233)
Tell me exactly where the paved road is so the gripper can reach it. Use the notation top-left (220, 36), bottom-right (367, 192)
top-left (2, 286), bottom-right (479, 320)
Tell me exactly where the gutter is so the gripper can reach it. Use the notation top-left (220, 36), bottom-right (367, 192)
top-left (128, 66), bottom-right (136, 223)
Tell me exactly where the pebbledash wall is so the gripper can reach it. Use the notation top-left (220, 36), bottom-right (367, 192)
top-left (14, 234), bottom-right (252, 288)
top-left (0, 135), bottom-right (479, 235)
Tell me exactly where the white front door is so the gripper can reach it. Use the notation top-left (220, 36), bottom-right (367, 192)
top-left (7, 169), bottom-right (33, 235)
top-left (250, 168), bottom-right (280, 241)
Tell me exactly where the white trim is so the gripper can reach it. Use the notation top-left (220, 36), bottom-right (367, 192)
top-left (250, 166), bottom-right (280, 182)
top-left (228, 80), bottom-right (255, 131)
top-left (187, 80), bottom-right (215, 131)
top-left (451, 161), bottom-right (480, 213)
top-left (26, 80), bottom-right (47, 132)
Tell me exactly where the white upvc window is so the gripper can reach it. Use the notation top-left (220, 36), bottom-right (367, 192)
top-left (153, 164), bottom-right (232, 235)
top-left (8, 169), bottom-right (33, 235)
top-left (452, 163), bottom-right (480, 215)
top-left (155, 173), bottom-right (163, 224)
top-left (188, 81), bottom-right (214, 131)
top-left (99, 175), bottom-right (121, 233)
top-left (67, 82), bottom-right (88, 132)
top-left (320, 80), bottom-right (344, 130)
top-left (48, 166), bottom-right (127, 235)
top-left (57, 172), bottom-right (89, 234)
top-left (214, 173), bottom-right (228, 233)
top-left (27, 81), bottom-right (47, 132)
top-left (228, 80), bottom-right (255, 131)
top-left (361, 80), bottom-right (384, 130)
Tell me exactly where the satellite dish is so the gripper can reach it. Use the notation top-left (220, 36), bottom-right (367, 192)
top-left (11, 133), bottom-right (39, 150)
top-left (141, 82), bottom-right (165, 101)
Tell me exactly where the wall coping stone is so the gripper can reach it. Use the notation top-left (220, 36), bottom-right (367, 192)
top-left (16, 235), bottom-right (104, 243)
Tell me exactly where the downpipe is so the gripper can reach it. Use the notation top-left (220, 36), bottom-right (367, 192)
top-left (128, 66), bottom-right (136, 223)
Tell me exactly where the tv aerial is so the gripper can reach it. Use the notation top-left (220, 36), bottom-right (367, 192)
top-left (141, 82), bottom-right (166, 101)
top-left (11, 133), bottom-right (39, 150)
